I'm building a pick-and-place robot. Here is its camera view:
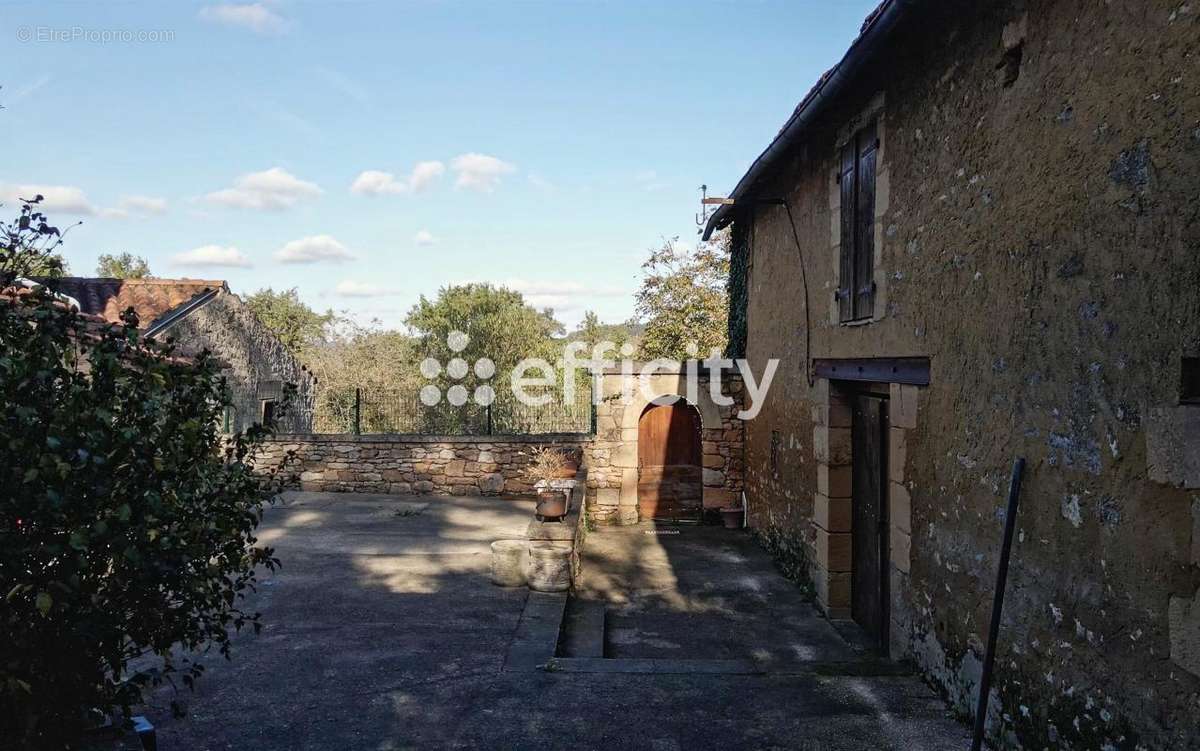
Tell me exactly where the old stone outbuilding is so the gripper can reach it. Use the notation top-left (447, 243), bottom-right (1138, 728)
top-left (49, 277), bottom-right (316, 432)
top-left (703, 0), bottom-right (1199, 748)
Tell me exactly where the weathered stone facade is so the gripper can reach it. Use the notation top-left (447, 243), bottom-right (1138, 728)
top-left (717, 1), bottom-right (1200, 748)
top-left (257, 434), bottom-right (589, 496)
top-left (163, 291), bottom-right (316, 433)
top-left (45, 278), bottom-right (316, 433)
top-left (583, 367), bottom-right (745, 525)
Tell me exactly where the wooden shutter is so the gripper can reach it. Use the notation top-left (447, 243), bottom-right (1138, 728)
top-left (854, 123), bottom-right (878, 319)
top-left (838, 141), bottom-right (857, 322)
top-left (838, 121), bottom-right (879, 322)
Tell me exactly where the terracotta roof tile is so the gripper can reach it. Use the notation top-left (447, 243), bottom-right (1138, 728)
top-left (40, 277), bottom-right (227, 329)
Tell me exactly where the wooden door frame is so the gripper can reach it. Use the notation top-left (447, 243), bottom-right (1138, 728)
top-left (837, 381), bottom-right (890, 654)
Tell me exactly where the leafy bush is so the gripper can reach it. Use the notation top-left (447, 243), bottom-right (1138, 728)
top-left (0, 199), bottom-right (294, 749)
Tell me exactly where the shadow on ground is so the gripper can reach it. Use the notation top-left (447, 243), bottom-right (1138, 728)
top-left (138, 492), bottom-right (970, 750)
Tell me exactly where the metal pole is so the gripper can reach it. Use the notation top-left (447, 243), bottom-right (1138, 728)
top-left (486, 402), bottom-right (493, 435)
top-left (353, 388), bottom-right (361, 435)
top-left (971, 457), bottom-right (1026, 751)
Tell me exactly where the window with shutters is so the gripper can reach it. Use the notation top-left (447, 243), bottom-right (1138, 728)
top-left (837, 121), bottom-right (878, 322)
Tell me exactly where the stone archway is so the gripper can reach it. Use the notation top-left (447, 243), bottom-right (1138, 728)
top-left (585, 367), bottom-right (745, 526)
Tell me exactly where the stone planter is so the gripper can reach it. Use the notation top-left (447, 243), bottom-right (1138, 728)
top-left (526, 542), bottom-right (571, 592)
top-left (490, 540), bottom-right (528, 587)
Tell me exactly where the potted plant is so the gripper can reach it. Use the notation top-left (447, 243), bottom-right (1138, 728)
top-left (526, 447), bottom-right (570, 521)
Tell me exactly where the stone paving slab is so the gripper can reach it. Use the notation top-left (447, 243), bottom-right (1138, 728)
top-left (574, 524), bottom-right (861, 667)
top-left (135, 492), bottom-right (970, 750)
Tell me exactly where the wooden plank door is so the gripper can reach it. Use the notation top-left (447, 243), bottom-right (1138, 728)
top-left (851, 394), bottom-right (889, 653)
top-left (637, 402), bottom-right (702, 521)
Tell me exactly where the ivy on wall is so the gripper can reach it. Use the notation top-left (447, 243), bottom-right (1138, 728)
top-left (725, 215), bottom-right (750, 359)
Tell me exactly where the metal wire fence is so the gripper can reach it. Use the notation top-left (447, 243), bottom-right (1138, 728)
top-left (309, 387), bottom-right (595, 436)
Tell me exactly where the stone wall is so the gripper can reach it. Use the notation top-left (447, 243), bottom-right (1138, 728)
top-left (253, 367), bottom-right (748, 524)
top-left (736, 1), bottom-right (1200, 748)
top-left (257, 434), bottom-right (589, 496)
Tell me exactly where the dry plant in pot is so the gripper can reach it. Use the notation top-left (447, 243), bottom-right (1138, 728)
top-left (526, 447), bottom-right (570, 521)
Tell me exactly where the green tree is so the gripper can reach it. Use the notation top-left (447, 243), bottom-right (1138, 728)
top-left (406, 283), bottom-right (562, 374)
top-left (405, 284), bottom-right (565, 431)
top-left (303, 322), bottom-right (421, 432)
top-left (95, 252), bottom-right (152, 279)
top-left (634, 234), bottom-right (730, 360)
top-left (569, 310), bottom-right (639, 352)
top-left (0, 199), bottom-right (293, 749)
top-left (244, 287), bottom-right (334, 355)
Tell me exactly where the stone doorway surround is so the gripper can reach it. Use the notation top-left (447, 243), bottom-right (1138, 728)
top-left (584, 365), bottom-right (745, 526)
top-left (811, 376), bottom-right (919, 657)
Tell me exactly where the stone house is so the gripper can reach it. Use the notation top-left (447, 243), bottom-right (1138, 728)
top-left (50, 277), bottom-right (316, 432)
top-left (702, 0), bottom-right (1199, 748)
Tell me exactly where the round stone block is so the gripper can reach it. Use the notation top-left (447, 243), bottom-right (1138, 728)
top-left (526, 542), bottom-right (572, 592)
top-left (491, 540), bottom-right (528, 587)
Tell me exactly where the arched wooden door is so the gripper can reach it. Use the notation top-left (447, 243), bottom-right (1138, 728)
top-left (637, 400), bottom-right (702, 522)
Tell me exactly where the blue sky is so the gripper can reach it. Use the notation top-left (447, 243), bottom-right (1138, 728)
top-left (2, 0), bottom-right (877, 330)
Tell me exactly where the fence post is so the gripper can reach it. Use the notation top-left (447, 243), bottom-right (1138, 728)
top-left (353, 388), bottom-right (361, 435)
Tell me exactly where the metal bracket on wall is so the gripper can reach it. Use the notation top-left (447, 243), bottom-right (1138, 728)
top-left (812, 357), bottom-right (930, 386)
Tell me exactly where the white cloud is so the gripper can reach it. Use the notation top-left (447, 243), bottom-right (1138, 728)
top-left (2, 185), bottom-right (169, 221)
top-left (333, 280), bottom-right (398, 298)
top-left (349, 170), bottom-right (402, 195)
top-left (408, 161), bottom-right (445, 192)
top-left (350, 160), bottom-right (445, 196)
top-left (118, 195), bottom-right (168, 215)
top-left (275, 234), bottom-right (355, 264)
top-left (171, 244), bottom-right (252, 268)
top-left (199, 3), bottom-right (287, 34)
top-left (413, 229), bottom-right (436, 246)
top-left (0, 184), bottom-right (96, 215)
top-left (450, 153), bottom-right (516, 192)
top-left (203, 167), bottom-right (321, 211)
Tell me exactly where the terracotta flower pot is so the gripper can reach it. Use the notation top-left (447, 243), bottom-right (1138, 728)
top-left (719, 507), bottom-right (743, 530)
top-left (535, 491), bottom-right (567, 521)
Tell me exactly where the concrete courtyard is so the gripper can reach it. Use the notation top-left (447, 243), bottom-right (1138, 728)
top-left (140, 492), bottom-right (972, 750)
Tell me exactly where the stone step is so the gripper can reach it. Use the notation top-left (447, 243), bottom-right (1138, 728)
top-left (557, 598), bottom-right (606, 658)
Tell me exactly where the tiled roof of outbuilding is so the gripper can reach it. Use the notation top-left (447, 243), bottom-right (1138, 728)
top-left (44, 277), bottom-right (227, 330)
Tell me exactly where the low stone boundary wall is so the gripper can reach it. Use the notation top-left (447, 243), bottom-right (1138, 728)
top-left (259, 433), bottom-right (590, 496)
